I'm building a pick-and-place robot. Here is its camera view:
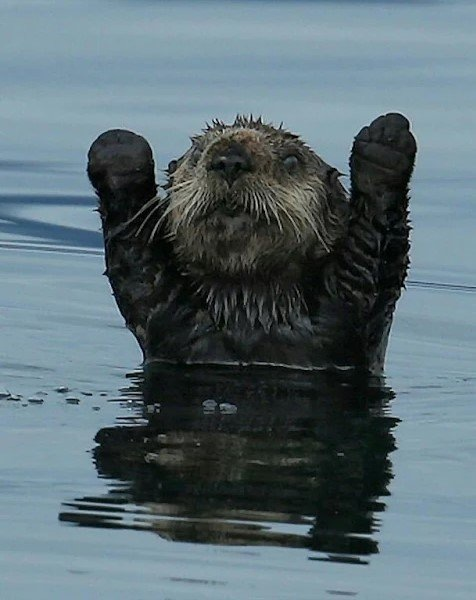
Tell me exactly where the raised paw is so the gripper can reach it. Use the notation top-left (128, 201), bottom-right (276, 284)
top-left (87, 129), bottom-right (157, 224)
top-left (350, 113), bottom-right (417, 193)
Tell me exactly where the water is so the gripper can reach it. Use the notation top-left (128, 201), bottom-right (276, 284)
top-left (1, 1), bottom-right (475, 598)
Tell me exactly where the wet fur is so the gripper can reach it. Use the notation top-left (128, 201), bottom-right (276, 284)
top-left (88, 114), bottom-right (416, 374)
top-left (164, 118), bottom-right (344, 277)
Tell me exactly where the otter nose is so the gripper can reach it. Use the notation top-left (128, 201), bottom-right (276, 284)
top-left (210, 145), bottom-right (252, 184)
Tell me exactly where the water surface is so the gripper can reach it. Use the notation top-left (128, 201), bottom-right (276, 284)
top-left (1, 1), bottom-right (475, 599)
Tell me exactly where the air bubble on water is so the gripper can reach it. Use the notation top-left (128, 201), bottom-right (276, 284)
top-left (65, 397), bottom-right (81, 405)
top-left (202, 398), bottom-right (218, 413)
top-left (219, 402), bottom-right (238, 415)
top-left (28, 397), bottom-right (44, 404)
top-left (55, 386), bottom-right (70, 394)
top-left (2, 391), bottom-right (22, 401)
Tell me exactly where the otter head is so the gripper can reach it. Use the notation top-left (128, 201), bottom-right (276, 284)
top-left (161, 116), bottom-right (348, 278)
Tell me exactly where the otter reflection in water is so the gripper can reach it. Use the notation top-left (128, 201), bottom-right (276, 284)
top-left (60, 366), bottom-right (399, 564)
top-left (88, 114), bottom-right (416, 374)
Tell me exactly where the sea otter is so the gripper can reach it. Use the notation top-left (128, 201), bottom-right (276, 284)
top-left (88, 113), bottom-right (416, 374)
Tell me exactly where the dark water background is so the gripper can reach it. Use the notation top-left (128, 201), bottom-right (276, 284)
top-left (1, 1), bottom-right (475, 598)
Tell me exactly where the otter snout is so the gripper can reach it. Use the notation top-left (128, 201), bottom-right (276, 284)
top-left (209, 142), bottom-right (253, 185)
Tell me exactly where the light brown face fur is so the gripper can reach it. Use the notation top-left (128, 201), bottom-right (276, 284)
top-left (159, 117), bottom-right (348, 277)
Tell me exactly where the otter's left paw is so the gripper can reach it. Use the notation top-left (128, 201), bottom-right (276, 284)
top-left (350, 113), bottom-right (416, 192)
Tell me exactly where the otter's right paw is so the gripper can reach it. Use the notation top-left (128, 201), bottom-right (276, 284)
top-left (350, 113), bottom-right (416, 193)
top-left (88, 129), bottom-right (157, 223)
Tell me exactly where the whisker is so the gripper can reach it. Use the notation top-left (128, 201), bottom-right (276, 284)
top-left (135, 202), bottom-right (163, 237)
top-left (180, 189), bottom-right (206, 227)
top-left (274, 196), bottom-right (301, 239)
top-left (250, 190), bottom-right (259, 220)
top-left (301, 204), bottom-right (331, 252)
top-left (261, 202), bottom-right (271, 225)
top-left (147, 195), bottom-right (191, 243)
top-left (168, 179), bottom-right (197, 192)
top-left (188, 190), bottom-right (211, 223)
top-left (265, 196), bottom-right (284, 232)
top-left (162, 229), bottom-right (176, 241)
top-left (271, 183), bottom-right (331, 250)
top-left (123, 195), bottom-right (164, 229)
top-left (253, 190), bottom-right (271, 225)
top-left (269, 185), bottom-right (302, 237)
top-left (243, 190), bottom-right (251, 217)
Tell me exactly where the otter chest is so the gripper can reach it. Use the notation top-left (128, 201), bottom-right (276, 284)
top-left (144, 297), bottom-right (364, 370)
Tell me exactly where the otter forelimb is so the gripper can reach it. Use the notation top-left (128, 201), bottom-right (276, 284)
top-left (87, 113), bottom-right (416, 373)
top-left (324, 113), bottom-right (416, 370)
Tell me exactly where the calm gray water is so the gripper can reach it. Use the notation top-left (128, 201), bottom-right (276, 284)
top-left (1, 1), bottom-right (475, 598)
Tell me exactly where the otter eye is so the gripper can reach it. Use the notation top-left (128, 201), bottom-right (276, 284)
top-left (283, 155), bottom-right (299, 172)
top-left (168, 160), bottom-right (178, 174)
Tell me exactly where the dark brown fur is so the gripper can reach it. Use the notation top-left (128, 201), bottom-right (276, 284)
top-left (88, 114), bottom-right (416, 374)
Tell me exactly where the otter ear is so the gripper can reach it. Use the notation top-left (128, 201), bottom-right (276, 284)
top-left (324, 166), bottom-right (348, 200)
top-left (167, 160), bottom-right (178, 174)
top-left (164, 153), bottom-right (188, 181)
top-left (326, 167), bottom-right (345, 186)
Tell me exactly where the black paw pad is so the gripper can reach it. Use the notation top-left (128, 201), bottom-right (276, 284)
top-left (88, 129), bottom-right (154, 190)
top-left (351, 113), bottom-right (417, 189)
top-left (87, 129), bottom-right (157, 222)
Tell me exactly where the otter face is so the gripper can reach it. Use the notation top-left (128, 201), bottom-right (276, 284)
top-left (162, 116), bottom-right (347, 276)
